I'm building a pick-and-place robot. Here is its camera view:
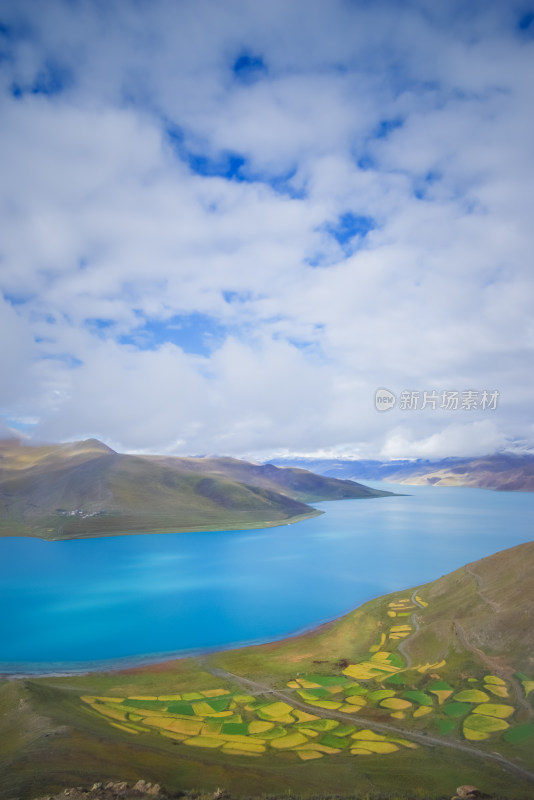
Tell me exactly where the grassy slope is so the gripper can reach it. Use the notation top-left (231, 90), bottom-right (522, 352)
top-left (2, 542), bottom-right (534, 799)
top-left (148, 455), bottom-right (390, 502)
top-left (211, 541), bottom-right (534, 679)
top-left (0, 439), bottom-right (390, 540)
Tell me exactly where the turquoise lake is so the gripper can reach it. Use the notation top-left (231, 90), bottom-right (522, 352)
top-left (1, 482), bottom-right (533, 673)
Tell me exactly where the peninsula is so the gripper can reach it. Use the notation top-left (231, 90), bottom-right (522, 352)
top-left (0, 438), bottom-right (391, 540)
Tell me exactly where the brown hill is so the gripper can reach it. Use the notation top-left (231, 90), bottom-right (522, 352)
top-left (0, 439), bottom-right (391, 540)
top-left (270, 454), bottom-right (534, 492)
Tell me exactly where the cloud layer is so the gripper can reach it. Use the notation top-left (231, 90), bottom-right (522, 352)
top-left (0, 0), bottom-right (533, 458)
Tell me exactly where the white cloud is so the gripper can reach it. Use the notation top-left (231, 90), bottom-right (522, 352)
top-left (380, 420), bottom-right (509, 460)
top-left (0, 296), bottom-right (37, 409)
top-left (0, 0), bottom-right (532, 458)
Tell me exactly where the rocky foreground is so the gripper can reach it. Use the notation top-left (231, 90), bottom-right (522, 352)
top-left (34, 780), bottom-right (166, 800)
top-left (32, 781), bottom-right (497, 800)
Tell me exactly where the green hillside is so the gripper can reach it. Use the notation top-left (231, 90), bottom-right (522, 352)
top-left (2, 542), bottom-right (533, 799)
top-left (0, 439), bottom-right (391, 540)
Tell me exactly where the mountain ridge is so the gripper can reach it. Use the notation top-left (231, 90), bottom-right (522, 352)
top-left (268, 453), bottom-right (534, 492)
top-left (0, 438), bottom-right (392, 540)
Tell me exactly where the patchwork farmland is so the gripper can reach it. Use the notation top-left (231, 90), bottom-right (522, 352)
top-left (82, 592), bottom-right (534, 759)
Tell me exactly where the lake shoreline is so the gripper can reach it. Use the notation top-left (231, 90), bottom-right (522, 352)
top-left (0, 508), bottom-right (326, 542)
top-left (0, 607), bottom-right (345, 680)
top-left (2, 486), bottom-right (533, 672)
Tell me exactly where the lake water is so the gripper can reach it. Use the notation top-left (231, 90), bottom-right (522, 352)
top-left (1, 483), bottom-right (533, 673)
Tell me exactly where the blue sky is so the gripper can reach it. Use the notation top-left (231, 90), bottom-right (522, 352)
top-left (0, 0), bottom-right (533, 459)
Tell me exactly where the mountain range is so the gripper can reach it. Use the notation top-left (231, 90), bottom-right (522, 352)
top-left (268, 453), bottom-right (534, 492)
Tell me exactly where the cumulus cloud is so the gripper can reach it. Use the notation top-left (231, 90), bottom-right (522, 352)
top-left (0, 0), bottom-right (532, 458)
top-left (380, 420), bottom-right (509, 460)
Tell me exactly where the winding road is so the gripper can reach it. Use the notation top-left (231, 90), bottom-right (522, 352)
top-left (455, 566), bottom-right (533, 719)
top-left (199, 566), bottom-right (534, 786)
top-left (396, 590), bottom-right (424, 669)
top-left (201, 661), bottom-right (534, 786)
